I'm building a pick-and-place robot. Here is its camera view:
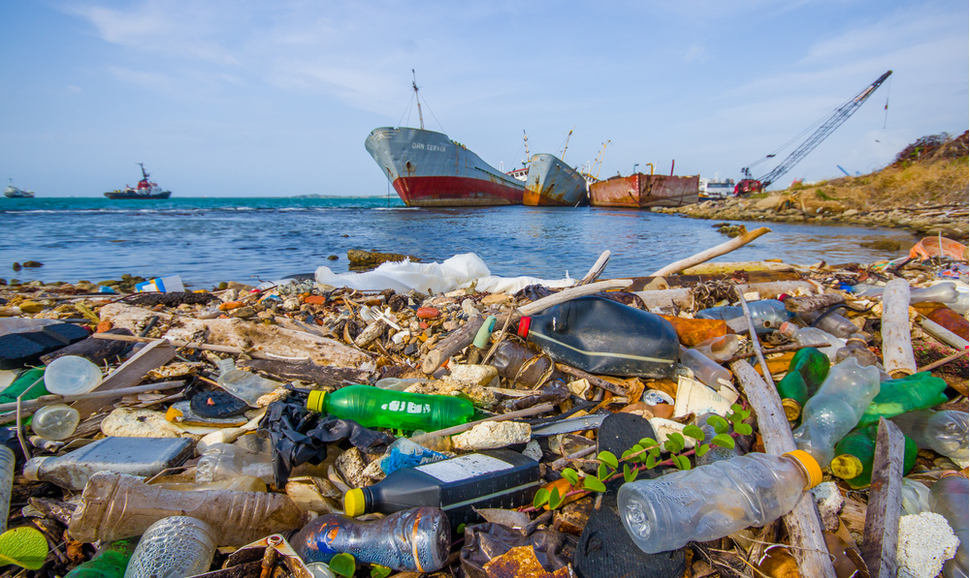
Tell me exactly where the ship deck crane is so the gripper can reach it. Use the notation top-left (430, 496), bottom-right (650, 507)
top-left (736, 70), bottom-right (892, 195)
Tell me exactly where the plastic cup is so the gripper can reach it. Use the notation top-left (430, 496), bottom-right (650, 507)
top-left (44, 356), bottom-right (102, 395)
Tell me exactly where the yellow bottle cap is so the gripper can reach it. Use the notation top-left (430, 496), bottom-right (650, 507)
top-left (830, 454), bottom-right (864, 481)
top-left (344, 488), bottom-right (366, 517)
top-left (783, 450), bottom-right (823, 488)
top-left (306, 390), bottom-right (327, 413)
top-left (781, 399), bottom-right (802, 422)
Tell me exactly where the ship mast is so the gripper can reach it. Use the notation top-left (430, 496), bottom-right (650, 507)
top-left (412, 69), bottom-right (424, 130)
top-left (137, 162), bottom-right (149, 180)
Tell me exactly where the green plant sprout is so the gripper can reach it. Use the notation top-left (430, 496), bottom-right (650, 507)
top-left (531, 404), bottom-right (752, 511)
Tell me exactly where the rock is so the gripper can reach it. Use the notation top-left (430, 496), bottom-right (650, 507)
top-left (447, 364), bottom-right (499, 387)
top-left (406, 379), bottom-right (497, 409)
top-left (861, 239), bottom-right (902, 252)
top-left (100, 408), bottom-right (193, 439)
top-left (841, 209), bottom-right (861, 217)
top-left (347, 249), bottom-right (418, 268)
top-left (335, 447), bottom-right (370, 489)
top-left (452, 421), bottom-right (531, 450)
top-left (232, 306), bottom-right (256, 318)
top-left (17, 301), bottom-right (45, 314)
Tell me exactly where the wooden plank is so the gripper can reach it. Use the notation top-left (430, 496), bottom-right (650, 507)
top-left (70, 339), bottom-right (177, 419)
top-left (881, 279), bottom-right (917, 378)
top-left (730, 359), bottom-right (837, 578)
top-left (861, 417), bottom-right (905, 578)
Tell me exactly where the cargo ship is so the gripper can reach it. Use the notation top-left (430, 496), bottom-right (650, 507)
top-left (588, 172), bottom-right (699, 209)
top-left (523, 153), bottom-right (589, 206)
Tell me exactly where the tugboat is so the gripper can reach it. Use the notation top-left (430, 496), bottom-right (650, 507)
top-left (104, 163), bottom-right (172, 199)
top-left (4, 179), bottom-right (35, 198)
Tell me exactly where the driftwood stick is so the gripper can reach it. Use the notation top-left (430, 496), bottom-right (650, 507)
top-left (648, 227), bottom-right (771, 277)
top-left (881, 279), bottom-right (917, 378)
top-left (861, 418), bottom-right (905, 578)
top-left (730, 360), bottom-right (837, 578)
top-left (725, 341), bottom-right (831, 364)
top-left (554, 363), bottom-right (628, 396)
top-left (0, 380), bottom-right (186, 414)
top-left (579, 250), bottom-right (611, 285)
top-left (737, 292), bottom-right (776, 390)
top-left (410, 402), bottom-right (555, 444)
top-left (783, 293), bottom-right (845, 314)
top-left (421, 315), bottom-right (486, 374)
top-left (918, 316), bottom-right (969, 351)
top-left (92, 333), bottom-right (244, 354)
top-left (918, 347), bottom-right (969, 372)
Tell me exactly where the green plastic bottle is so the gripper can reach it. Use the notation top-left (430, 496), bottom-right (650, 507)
top-left (0, 368), bottom-right (48, 405)
top-left (831, 425), bottom-right (917, 489)
top-left (64, 538), bottom-right (138, 578)
top-left (775, 348), bottom-right (829, 422)
top-left (856, 372), bottom-right (948, 429)
top-left (306, 385), bottom-right (475, 431)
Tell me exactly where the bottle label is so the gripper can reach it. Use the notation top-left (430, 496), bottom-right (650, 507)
top-left (380, 400), bottom-right (432, 415)
top-left (414, 453), bottom-right (512, 483)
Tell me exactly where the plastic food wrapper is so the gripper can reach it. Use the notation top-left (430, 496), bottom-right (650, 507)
top-left (314, 253), bottom-right (575, 295)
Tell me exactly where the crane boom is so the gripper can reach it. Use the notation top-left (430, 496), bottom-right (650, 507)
top-left (737, 70), bottom-right (892, 194)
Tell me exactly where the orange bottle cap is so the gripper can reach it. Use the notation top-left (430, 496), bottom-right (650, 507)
top-left (784, 450), bottom-right (823, 488)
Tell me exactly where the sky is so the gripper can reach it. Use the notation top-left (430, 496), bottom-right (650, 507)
top-left (1, 0), bottom-right (967, 197)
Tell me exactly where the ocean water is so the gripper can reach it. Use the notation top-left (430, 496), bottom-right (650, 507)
top-left (1, 196), bottom-right (915, 289)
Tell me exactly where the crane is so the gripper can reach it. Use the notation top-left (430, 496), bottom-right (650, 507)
top-left (735, 70), bottom-right (892, 195)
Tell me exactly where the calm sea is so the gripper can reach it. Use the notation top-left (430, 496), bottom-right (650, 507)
top-left (1, 196), bottom-right (915, 289)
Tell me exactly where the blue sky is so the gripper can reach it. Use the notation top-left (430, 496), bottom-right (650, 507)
top-left (1, 0), bottom-right (967, 197)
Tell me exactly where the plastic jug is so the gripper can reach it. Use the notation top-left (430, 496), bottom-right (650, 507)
top-left (30, 404), bottom-right (80, 441)
top-left (799, 310), bottom-right (858, 339)
top-left (291, 507), bottom-right (450, 572)
top-left (68, 472), bottom-right (306, 546)
top-left (123, 516), bottom-right (216, 578)
top-left (516, 296), bottom-right (679, 378)
top-left (0, 445), bottom-right (14, 534)
top-left (617, 450), bottom-right (822, 554)
top-left (831, 425), bottom-right (917, 488)
top-left (216, 358), bottom-right (283, 406)
top-left (856, 372), bottom-right (948, 429)
top-left (891, 410), bottom-right (969, 463)
top-left (24, 436), bottom-right (194, 491)
top-left (775, 347), bottom-right (829, 421)
top-left (343, 449), bottom-right (540, 527)
top-left (691, 334), bottom-right (741, 362)
top-left (930, 475), bottom-right (968, 578)
top-left (792, 357), bottom-right (881, 468)
top-left (44, 355), bottom-right (102, 395)
top-left (678, 346), bottom-right (733, 390)
top-left (695, 300), bottom-right (792, 334)
top-left (306, 385), bottom-right (475, 432)
top-left (64, 538), bottom-right (138, 578)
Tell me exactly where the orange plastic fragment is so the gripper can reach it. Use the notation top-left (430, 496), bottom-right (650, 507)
top-left (304, 295), bottom-right (327, 305)
top-left (218, 301), bottom-right (244, 311)
top-left (909, 237), bottom-right (969, 262)
top-left (659, 314), bottom-right (729, 346)
top-left (95, 320), bottom-right (113, 333)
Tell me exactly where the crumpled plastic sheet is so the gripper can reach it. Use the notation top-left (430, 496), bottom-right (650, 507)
top-left (460, 522), bottom-right (575, 578)
top-left (262, 397), bottom-right (395, 488)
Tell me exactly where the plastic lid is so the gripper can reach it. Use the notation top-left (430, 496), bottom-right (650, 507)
top-left (344, 488), bottom-right (366, 517)
top-left (516, 317), bottom-right (531, 339)
top-left (783, 450), bottom-right (823, 488)
top-left (831, 454), bottom-right (864, 481)
top-left (781, 399), bottom-right (802, 422)
top-left (306, 390), bottom-right (327, 413)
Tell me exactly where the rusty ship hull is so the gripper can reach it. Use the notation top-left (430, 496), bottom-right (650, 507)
top-left (523, 153), bottom-right (589, 207)
top-left (588, 173), bottom-right (699, 208)
top-left (365, 127), bottom-right (524, 207)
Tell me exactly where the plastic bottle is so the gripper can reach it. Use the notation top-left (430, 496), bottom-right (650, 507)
top-left (123, 516), bottom-right (216, 578)
top-left (856, 372), bottom-right (948, 429)
top-left (799, 310), bottom-right (858, 339)
top-left (306, 385), bottom-right (475, 432)
top-left (68, 472), bottom-right (306, 546)
top-left (24, 436), bottom-right (194, 491)
top-left (693, 412), bottom-right (741, 467)
top-left (835, 336), bottom-right (879, 368)
top-left (774, 347), bottom-right (829, 422)
top-left (64, 538), bottom-right (138, 578)
top-left (195, 442), bottom-right (274, 484)
top-left (0, 368), bottom-right (48, 405)
top-left (792, 357), bottom-right (881, 468)
top-left (891, 409), bottom-right (969, 463)
top-left (782, 322), bottom-right (846, 362)
top-left (831, 425), bottom-right (917, 489)
top-left (854, 282), bottom-right (960, 304)
top-left (343, 449), bottom-right (540, 527)
top-left (488, 341), bottom-right (565, 388)
top-left (691, 334), bottom-right (741, 362)
top-left (516, 295), bottom-right (679, 378)
top-left (900, 478), bottom-right (931, 516)
top-left (617, 450), bottom-right (822, 554)
top-left (695, 300), bottom-right (793, 334)
top-left (0, 445), bottom-right (14, 534)
top-left (30, 404), bottom-right (80, 441)
top-left (375, 377), bottom-right (429, 391)
top-left (292, 507), bottom-right (451, 572)
top-left (44, 355), bottom-right (102, 395)
top-left (151, 475), bottom-right (266, 493)
top-left (678, 346), bottom-right (733, 390)
top-left (216, 358), bottom-right (284, 406)
top-left (929, 475), bottom-right (968, 578)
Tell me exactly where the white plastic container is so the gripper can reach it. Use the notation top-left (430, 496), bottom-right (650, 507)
top-left (216, 358), bottom-right (283, 407)
top-left (679, 346), bottom-right (732, 390)
top-left (0, 445), bottom-right (15, 533)
top-left (44, 356), bottom-right (102, 395)
top-left (30, 404), bottom-right (80, 441)
top-left (124, 516), bottom-right (216, 578)
top-left (617, 451), bottom-right (822, 554)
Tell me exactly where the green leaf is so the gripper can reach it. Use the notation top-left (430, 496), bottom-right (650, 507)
top-left (707, 414), bottom-right (730, 434)
top-left (597, 451), bottom-right (619, 470)
top-left (583, 476), bottom-right (607, 493)
top-left (549, 488), bottom-right (563, 510)
top-left (648, 446), bottom-right (661, 458)
top-left (695, 443), bottom-right (710, 457)
top-left (734, 422), bottom-right (753, 436)
top-left (0, 527), bottom-right (49, 570)
top-left (682, 425), bottom-right (705, 441)
top-left (457, 523), bottom-right (466, 534)
top-left (533, 488), bottom-right (550, 509)
top-left (623, 463), bottom-right (637, 483)
top-left (731, 403), bottom-right (743, 415)
top-left (562, 468), bottom-right (579, 486)
top-left (645, 453), bottom-right (657, 469)
top-left (639, 437), bottom-right (658, 449)
top-left (712, 433), bottom-right (736, 449)
top-left (371, 565), bottom-right (392, 578)
top-left (330, 553), bottom-right (356, 578)
top-left (672, 455), bottom-right (692, 471)
top-left (597, 463), bottom-right (611, 481)
top-left (664, 433), bottom-right (685, 454)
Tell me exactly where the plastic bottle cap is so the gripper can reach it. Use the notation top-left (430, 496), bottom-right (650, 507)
top-left (344, 488), bottom-right (366, 517)
top-left (830, 454), bottom-right (864, 481)
top-left (783, 450), bottom-right (823, 488)
top-left (781, 399), bottom-right (802, 422)
top-left (516, 317), bottom-right (531, 339)
top-left (306, 390), bottom-right (327, 413)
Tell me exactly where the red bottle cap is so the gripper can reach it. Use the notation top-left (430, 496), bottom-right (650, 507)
top-left (517, 316), bottom-right (532, 339)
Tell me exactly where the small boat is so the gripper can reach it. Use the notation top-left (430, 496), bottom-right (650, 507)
top-left (104, 163), bottom-right (172, 199)
top-left (589, 171), bottom-right (699, 208)
top-left (524, 153), bottom-right (589, 206)
top-left (4, 179), bottom-right (35, 198)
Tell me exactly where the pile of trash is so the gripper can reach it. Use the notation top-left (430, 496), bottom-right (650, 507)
top-left (0, 240), bottom-right (966, 578)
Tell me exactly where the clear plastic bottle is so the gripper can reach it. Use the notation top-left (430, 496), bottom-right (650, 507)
top-left (678, 346), bottom-right (733, 390)
top-left (30, 404), bottom-right (80, 441)
top-left (835, 336), bottom-right (879, 368)
top-left (691, 335), bottom-right (741, 362)
top-left (0, 445), bottom-right (14, 534)
top-left (891, 410), bottom-right (969, 463)
top-left (695, 300), bottom-right (793, 334)
top-left (216, 358), bottom-right (283, 406)
top-left (782, 323), bottom-right (847, 362)
top-left (792, 358), bottom-right (881, 468)
top-left (799, 310), bottom-right (858, 339)
top-left (900, 478), bottom-right (931, 516)
top-left (854, 282), bottom-right (960, 304)
top-left (291, 507), bottom-right (451, 572)
top-left (64, 538), bottom-right (138, 578)
top-left (123, 516), bottom-right (216, 578)
top-left (617, 450), bottom-right (822, 554)
top-left (44, 355), bottom-right (102, 395)
top-left (195, 443), bottom-right (275, 485)
top-left (929, 475), bottom-right (968, 578)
